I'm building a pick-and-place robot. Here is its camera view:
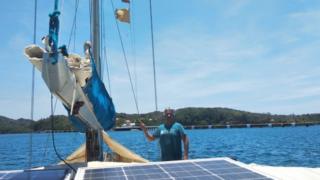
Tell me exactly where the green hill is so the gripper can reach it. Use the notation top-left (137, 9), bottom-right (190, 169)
top-left (118, 107), bottom-right (320, 126)
top-left (0, 115), bottom-right (73, 133)
top-left (1, 107), bottom-right (320, 133)
top-left (0, 116), bottom-right (34, 133)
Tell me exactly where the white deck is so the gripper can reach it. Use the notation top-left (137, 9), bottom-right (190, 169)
top-left (1, 158), bottom-right (320, 179)
top-left (247, 163), bottom-right (320, 180)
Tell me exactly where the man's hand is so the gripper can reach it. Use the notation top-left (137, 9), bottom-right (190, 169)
top-left (140, 122), bottom-right (155, 141)
top-left (182, 135), bottom-right (189, 160)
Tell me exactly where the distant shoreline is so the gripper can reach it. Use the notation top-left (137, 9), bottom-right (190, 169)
top-left (1, 107), bottom-right (320, 133)
top-left (1, 123), bottom-right (319, 135)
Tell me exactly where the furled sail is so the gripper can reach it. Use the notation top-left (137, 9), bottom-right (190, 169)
top-left (24, 43), bottom-right (115, 131)
top-left (25, 2), bottom-right (114, 131)
top-left (24, 0), bottom-right (148, 165)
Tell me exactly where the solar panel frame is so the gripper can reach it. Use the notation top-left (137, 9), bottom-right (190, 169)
top-left (75, 157), bottom-right (274, 180)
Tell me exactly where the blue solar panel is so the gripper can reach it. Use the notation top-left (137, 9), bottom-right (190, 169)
top-left (219, 172), bottom-right (267, 180)
top-left (0, 169), bottom-right (67, 180)
top-left (80, 158), bottom-right (273, 180)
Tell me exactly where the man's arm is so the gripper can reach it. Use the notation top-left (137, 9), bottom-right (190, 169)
top-left (182, 134), bottom-right (189, 160)
top-left (140, 122), bottom-right (156, 141)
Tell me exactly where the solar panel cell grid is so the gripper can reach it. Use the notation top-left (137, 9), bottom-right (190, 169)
top-left (175, 175), bottom-right (222, 180)
top-left (207, 167), bottom-right (251, 174)
top-left (219, 172), bottom-right (266, 180)
top-left (0, 169), bottom-right (67, 180)
top-left (82, 159), bottom-right (273, 180)
top-left (127, 173), bottom-right (170, 180)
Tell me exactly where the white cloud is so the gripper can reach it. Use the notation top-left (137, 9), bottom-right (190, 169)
top-left (105, 23), bottom-right (271, 113)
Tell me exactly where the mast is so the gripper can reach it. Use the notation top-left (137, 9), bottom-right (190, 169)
top-left (91, 0), bottom-right (101, 77)
top-left (86, 0), bottom-right (103, 162)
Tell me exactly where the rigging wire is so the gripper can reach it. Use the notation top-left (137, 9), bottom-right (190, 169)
top-left (110, 0), bottom-right (140, 115)
top-left (67, 0), bottom-right (80, 50)
top-left (59, 0), bottom-right (65, 34)
top-left (100, 0), bottom-right (104, 77)
top-left (48, 1), bottom-right (76, 172)
top-left (29, 0), bottom-right (37, 171)
top-left (149, 0), bottom-right (158, 111)
top-left (89, 0), bottom-right (93, 43)
top-left (126, 0), bottom-right (150, 159)
top-left (128, 0), bottom-right (141, 125)
top-left (41, 133), bottom-right (51, 165)
top-left (73, 1), bottom-right (77, 51)
top-left (129, 0), bottom-right (138, 109)
top-left (55, 0), bottom-right (79, 119)
top-left (53, 97), bottom-right (58, 114)
top-left (101, 0), bottom-right (112, 94)
top-left (50, 94), bottom-right (76, 172)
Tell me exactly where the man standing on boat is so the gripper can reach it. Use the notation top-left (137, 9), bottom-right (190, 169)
top-left (140, 108), bottom-right (189, 161)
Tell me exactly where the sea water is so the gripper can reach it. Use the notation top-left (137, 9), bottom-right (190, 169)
top-left (0, 125), bottom-right (319, 170)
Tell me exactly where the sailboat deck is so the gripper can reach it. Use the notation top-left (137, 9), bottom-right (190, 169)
top-left (1, 157), bottom-right (320, 179)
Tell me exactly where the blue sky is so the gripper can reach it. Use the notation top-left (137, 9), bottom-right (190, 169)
top-left (1, 0), bottom-right (320, 120)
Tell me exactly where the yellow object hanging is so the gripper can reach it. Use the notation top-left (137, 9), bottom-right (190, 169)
top-left (59, 143), bottom-right (86, 164)
top-left (61, 130), bottom-right (149, 164)
top-left (102, 131), bottom-right (149, 163)
top-left (115, 8), bottom-right (130, 23)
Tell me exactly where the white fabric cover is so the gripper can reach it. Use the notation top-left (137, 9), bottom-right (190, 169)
top-left (24, 44), bottom-right (92, 87)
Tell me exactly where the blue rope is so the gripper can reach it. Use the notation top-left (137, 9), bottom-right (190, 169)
top-left (48, 0), bottom-right (61, 63)
top-left (54, 0), bottom-right (59, 11)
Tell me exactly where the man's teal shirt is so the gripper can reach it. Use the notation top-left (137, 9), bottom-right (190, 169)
top-left (152, 122), bottom-right (186, 161)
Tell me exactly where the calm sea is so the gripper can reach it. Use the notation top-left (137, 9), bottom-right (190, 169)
top-left (0, 126), bottom-right (319, 170)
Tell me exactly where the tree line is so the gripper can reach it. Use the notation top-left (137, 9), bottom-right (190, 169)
top-left (1, 107), bottom-right (320, 133)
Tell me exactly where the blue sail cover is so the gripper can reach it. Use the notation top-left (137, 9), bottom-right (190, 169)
top-left (83, 60), bottom-right (116, 131)
top-left (66, 57), bottom-right (116, 132)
